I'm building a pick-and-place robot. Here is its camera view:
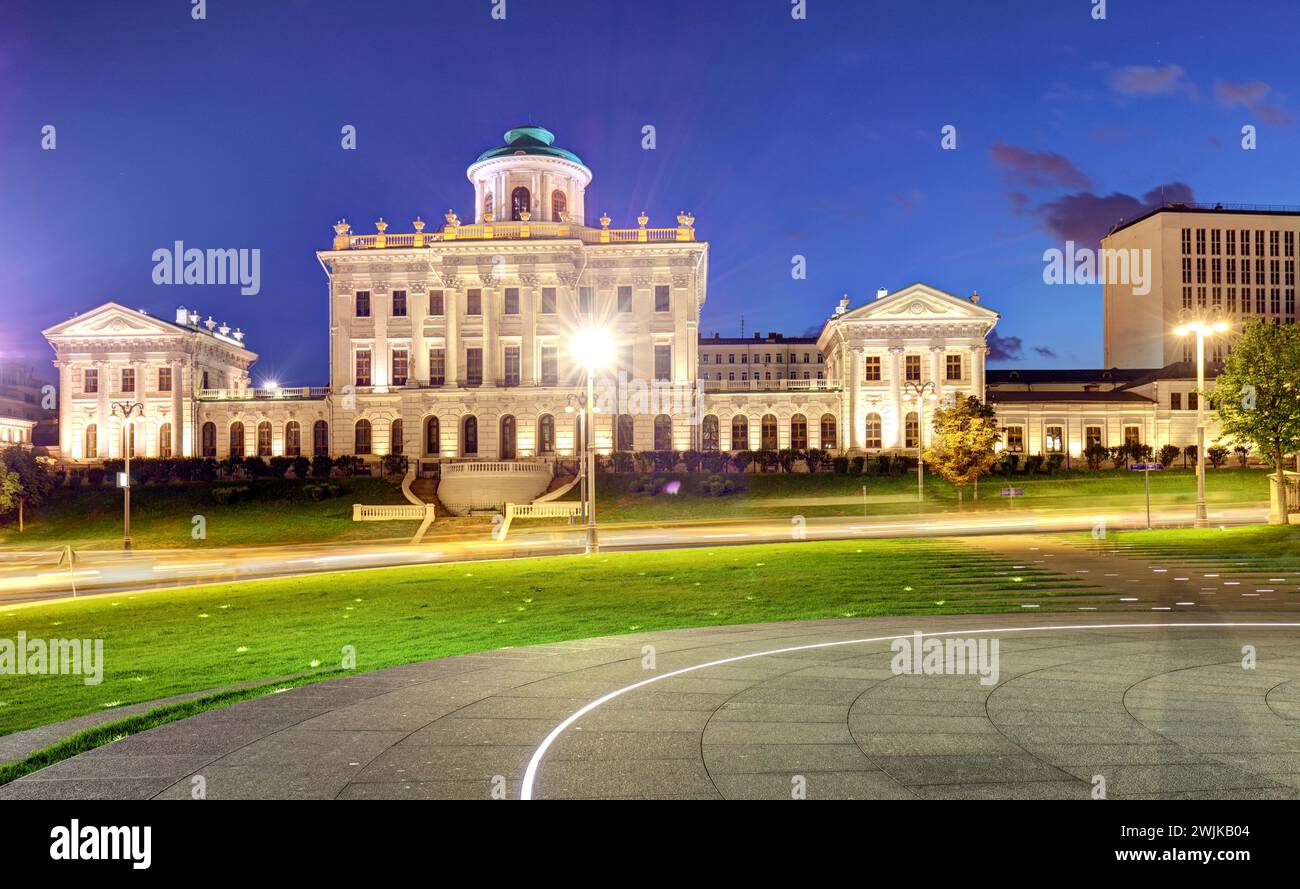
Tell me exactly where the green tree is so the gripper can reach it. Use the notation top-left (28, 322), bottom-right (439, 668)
top-left (924, 396), bottom-right (1001, 503)
top-left (1211, 319), bottom-right (1300, 523)
top-left (0, 464), bottom-right (21, 516)
top-left (0, 446), bottom-right (54, 528)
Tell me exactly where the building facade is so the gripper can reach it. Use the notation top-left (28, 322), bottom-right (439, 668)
top-left (1103, 203), bottom-right (1300, 368)
top-left (43, 125), bottom-right (1233, 470)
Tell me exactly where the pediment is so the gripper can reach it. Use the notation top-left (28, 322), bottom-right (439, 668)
top-left (43, 302), bottom-right (187, 340)
top-left (838, 284), bottom-right (1000, 324)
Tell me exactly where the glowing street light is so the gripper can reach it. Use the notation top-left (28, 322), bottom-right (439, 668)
top-left (1174, 306), bottom-right (1231, 527)
top-left (901, 380), bottom-right (938, 503)
top-left (570, 327), bottom-right (614, 553)
top-left (111, 401), bottom-right (145, 551)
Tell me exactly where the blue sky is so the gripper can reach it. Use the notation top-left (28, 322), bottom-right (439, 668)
top-left (3, 0), bottom-right (1297, 383)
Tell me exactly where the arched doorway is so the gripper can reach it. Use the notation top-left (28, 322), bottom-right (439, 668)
top-left (511, 187), bottom-right (531, 221)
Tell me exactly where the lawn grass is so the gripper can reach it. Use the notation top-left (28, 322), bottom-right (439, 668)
top-left (579, 467), bottom-right (1271, 523)
top-left (1075, 524), bottom-right (1300, 574)
top-left (0, 538), bottom-right (1090, 736)
top-left (0, 477), bottom-right (414, 551)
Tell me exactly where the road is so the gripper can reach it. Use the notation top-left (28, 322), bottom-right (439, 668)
top-left (0, 501), bottom-right (1271, 605)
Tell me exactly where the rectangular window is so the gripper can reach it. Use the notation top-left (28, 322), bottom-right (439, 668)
top-left (504, 287), bottom-right (520, 315)
top-left (579, 286), bottom-right (593, 314)
top-left (354, 351), bottom-right (371, 387)
top-left (501, 345), bottom-right (519, 387)
top-left (541, 345), bottom-right (558, 386)
top-left (863, 355), bottom-right (881, 381)
top-left (654, 284), bottom-right (670, 312)
top-left (429, 290), bottom-right (445, 315)
top-left (1188, 392), bottom-right (1199, 411)
top-left (945, 354), bottom-right (962, 381)
top-left (355, 291), bottom-right (371, 318)
top-left (1006, 426), bottom-right (1024, 453)
top-left (654, 344), bottom-right (671, 381)
top-left (466, 347), bottom-right (483, 386)
top-left (1170, 392), bottom-right (1182, 411)
top-left (158, 367), bottom-right (172, 392)
top-left (391, 349), bottom-right (408, 387)
top-left (466, 289), bottom-right (482, 315)
top-left (429, 348), bottom-right (445, 385)
top-left (905, 354), bottom-right (921, 381)
top-left (1045, 426), bottom-right (1063, 453)
top-left (121, 368), bottom-right (135, 393)
top-left (84, 369), bottom-right (98, 394)
top-left (1124, 426), bottom-right (1141, 447)
top-left (617, 286), bottom-right (633, 313)
top-left (391, 289), bottom-right (407, 317)
top-left (541, 287), bottom-right (556, 314)
top-left (1085, 425), bottom-right (1103, 448)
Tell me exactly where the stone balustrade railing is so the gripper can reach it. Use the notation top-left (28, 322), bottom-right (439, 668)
top-left (329, 215), bottom-right (696, 250)
top-left (198, 387), bottom-right (330, 401)
top-left (700, 379), bottom-right (839, 393)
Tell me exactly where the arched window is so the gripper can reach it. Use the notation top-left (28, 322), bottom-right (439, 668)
top-left (904, 412), bottom-right (919, 449)
top-left (865, 413), bottom-right (882, 450)
top-left (537, 414), bottom-right (556, 455)
top-left (390, 419), bottom-right (403, 455)
top-left (820, 414), bottom-right (837, 450)
top-left (702, 415), bottom-right (720, 452)
top-left (425, 416), bottom-right (440, 455)
top-left (500, 415), bottom-right (516, 460)
top-left (257, 421), bottom-right (273, 457)
top-left (616, 414), bottom-right (635, 451)
top-left (229, 422), bottom-right (245, 458)
top-left (731, 415), bottom-right (749, 451)
top-left (511, 187), bottom-right (531, 221)
top-left (653, 414), bottom-right (672, 451)
top-left (285, 421), bottom-right (301, 457)
top-left (354, 419), bottom-right (372, 455)
top-left (483, 191), bottom-right (493, 220)
top-left (761, 414), bottom-right (778, 450)
top-left (551, 190), bottom-right (567, 221)
top-left (462, 415), bottom-right (478, 456)
top-left (201, 422), bottom-right (216, 457)
top-left (84, 424), bottom-right (98, 459)
top-left (790, 414), bottom-right (808, 450)
top-left (313, 420), bottom-right (329, 456)
top-left (158, 423), bottom-right (172, 458)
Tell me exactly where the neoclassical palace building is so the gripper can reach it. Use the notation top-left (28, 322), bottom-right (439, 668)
top-left (43, 124), bottom-right (1224, 471)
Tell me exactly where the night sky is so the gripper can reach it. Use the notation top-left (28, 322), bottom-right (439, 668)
top-left (3, 0), bottom-right (1296, 386)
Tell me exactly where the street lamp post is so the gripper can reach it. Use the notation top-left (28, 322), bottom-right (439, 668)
top-left (111, 401), bottom-right (145, 551)
top-left (901, 380), bottom-right (937, 503)
top-left (570, 328), bottom-right (613, 554)
top-left (1174, 308), bottom-right (1229, 527)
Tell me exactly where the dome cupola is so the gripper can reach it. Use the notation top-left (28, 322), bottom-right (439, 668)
top-left (467, 125), bottom-right (592, 225)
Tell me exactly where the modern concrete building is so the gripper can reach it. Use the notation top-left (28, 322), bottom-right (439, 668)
top-left (1103, 203), bottom-right (1300, 368)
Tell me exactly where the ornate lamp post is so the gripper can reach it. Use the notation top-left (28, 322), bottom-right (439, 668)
top-left (111, 400), bottom-right (145, 551)
top-left (569, 327), bottom-right (614, 554)
top-left (901, 380), bottom-right (937, 503)
top-left (1174, 306), bottom-right (1230, 527)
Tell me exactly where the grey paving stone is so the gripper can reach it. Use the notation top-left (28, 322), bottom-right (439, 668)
top-left (873, 753), bottom-right (1072, 785)
top-left (703, 743), bottom-right (876, 774)
top-left (351, 744), bottom-right (535, 782)
top-left (711, 770), bottom-right (915, 800)
top-left (531, 759), bottom-right (719, 799)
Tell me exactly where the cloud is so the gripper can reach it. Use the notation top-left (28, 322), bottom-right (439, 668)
top-left (1033, 182), bottom-right (1195, 245)
top-left (1033, 346), bottom-right (1059, 359)
top-left (987, 333), bottom-right (1023, 362)
top-left (1214, 80), bottom-right (1294, 126)
top-left (990, 142), bottom-right (1091, 190)
top-left (1108, 64), bottom-right (1196, 98)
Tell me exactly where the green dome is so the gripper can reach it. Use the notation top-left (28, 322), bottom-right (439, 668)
top-left (474, 125), bottom-right (586, 166)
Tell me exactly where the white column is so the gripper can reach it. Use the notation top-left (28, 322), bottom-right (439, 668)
top-left (848, 347), bottom-right (861, 450)
top-left (56, 361), bottom-right (71, 456)
top-left (446, 290), bottom-right (460, 385)
top-left (889, 346), bottom-right (904, 448)
top-left (171, 360), bottom-right (184, 456)
top-left (522, 287), bottom-right (536, 383)
top-left (412, 289), bottom-right (428, 385)
top-left (482, 290), bottom-right (496, 387)
top-left (473, 180), bottom-right (484, 223)
top-left (95, 360), bottom-right (109, 458)
top-left (971, 345), bottom-right (987, 400)
top-left (930, 345), bottom-right (945, 404)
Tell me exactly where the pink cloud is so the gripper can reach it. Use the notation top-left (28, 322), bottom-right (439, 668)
top-left (990, 142), bottom-right (1091, 190)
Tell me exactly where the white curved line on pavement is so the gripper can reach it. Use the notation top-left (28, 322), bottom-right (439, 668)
top-left (519, 621), bottom-right (1300, 800)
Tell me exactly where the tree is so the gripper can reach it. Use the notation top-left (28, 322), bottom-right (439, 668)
top-left (1211, 319), bottom-right (1300, 523)
top-left (924, 396), bottom-right (1001, 504)
top-left (0, 446), bottom-right (54, 529)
